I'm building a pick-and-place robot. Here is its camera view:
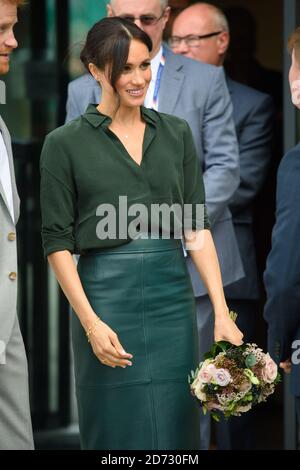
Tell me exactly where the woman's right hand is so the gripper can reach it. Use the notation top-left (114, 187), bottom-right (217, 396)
top-left (214, 309), bottom-right (244, 346)
top-left (89, 319), bottom-right (133, 369)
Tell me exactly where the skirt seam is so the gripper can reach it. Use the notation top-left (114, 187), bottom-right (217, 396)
top-left (141, 253), bottom-right (158, 449)
top-left (82, 246), bottom-right (181, 256)
top-left (75, 378), bottom-right (189, 390)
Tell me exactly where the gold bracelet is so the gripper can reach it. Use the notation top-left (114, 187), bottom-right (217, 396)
top-left (86, 316), bottom-right (101, 343)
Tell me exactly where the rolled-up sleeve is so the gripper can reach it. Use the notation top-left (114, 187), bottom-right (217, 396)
top-left (40, 134), bottom-right (76, 257)
top-left (182, 121), bottom-right (211, 231)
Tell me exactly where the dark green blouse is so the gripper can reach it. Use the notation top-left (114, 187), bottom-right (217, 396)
top-left (40, 105), bottom-right (210, 257)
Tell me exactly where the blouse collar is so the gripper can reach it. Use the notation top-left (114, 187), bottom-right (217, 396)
top-left (83, 104), bottom-right (159, 129)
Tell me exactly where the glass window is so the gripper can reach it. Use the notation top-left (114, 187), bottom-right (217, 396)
top-left (69, 0), bottom-right (109, 80)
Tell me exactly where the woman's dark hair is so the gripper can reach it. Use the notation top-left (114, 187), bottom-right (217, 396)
top-left (80, 17), bottom-right (153, 91)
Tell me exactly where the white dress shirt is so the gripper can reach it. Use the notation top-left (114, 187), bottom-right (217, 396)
top-left (144, 47), bottom-right (187, 257)
top-left (144, 46), bottom-right (163, 109)
top-left (0, 131), bottom-right (14, 222)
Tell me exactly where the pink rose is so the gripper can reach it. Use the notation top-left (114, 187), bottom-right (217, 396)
top-left (213, 368), bottom-right (232, 387)
top-left (262, 353), bottom-right (278, 383)
top-left (199, 363), bottom-right (216, 383)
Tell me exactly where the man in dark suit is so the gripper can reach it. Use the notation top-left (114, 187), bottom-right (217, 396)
top-left (171, 1), bottom-right (274, 449)
top-left (264, 27), bottom-right (300, 426)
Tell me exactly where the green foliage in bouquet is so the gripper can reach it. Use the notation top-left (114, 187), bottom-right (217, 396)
top-left (188, 312), bottom-right (281, 422)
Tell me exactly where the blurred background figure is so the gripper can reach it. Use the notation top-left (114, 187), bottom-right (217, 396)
top-left (171, 1), bottom-right (274, 450)
top-left (264, 27), bottom-right (300, 429)
top-left (224, 6), bottom-right (283, 293)
top-left (163, 0), bottom-right (192, 40)
top-left (224, 6), bottom-right (282, 107)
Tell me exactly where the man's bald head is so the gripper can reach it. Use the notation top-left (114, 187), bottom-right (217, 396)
top-left (175, 3), bottom-right (229, 33)
top-left (171, 2), bottom-right (230, 66)
top-left (107, 0), bottom-right (170, 58)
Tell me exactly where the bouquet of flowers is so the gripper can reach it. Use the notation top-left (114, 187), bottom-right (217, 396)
top-left (189, 314), bottom-right (281, 421)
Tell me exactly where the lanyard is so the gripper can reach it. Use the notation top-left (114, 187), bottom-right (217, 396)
top-left (151, 47), bottom-right (166, 111)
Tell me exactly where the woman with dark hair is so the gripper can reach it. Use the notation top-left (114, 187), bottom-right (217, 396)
top-left (40, 17), bottom-right (243, 450)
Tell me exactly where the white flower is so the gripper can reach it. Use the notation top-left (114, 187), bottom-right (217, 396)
top-left (191, 375), bottom-right (207, 401)
top-left (194, 387), bottom-right (207, 402)
top-left (235, 403), bottom-right (252, 414)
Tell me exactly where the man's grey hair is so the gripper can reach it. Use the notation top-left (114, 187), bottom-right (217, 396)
top-left (195, 2), bottom-right (229, 33)
top-left (213, 7), bottom-right (229, 32)
top-left (110, 0), bottom-right (169, 10)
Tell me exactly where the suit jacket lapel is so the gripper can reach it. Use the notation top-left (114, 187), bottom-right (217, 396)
top-left (225, 76), bottom-right (234, 96)
top-left (0, 116), bottom-right (20, 223)
top-left (0, 175), bottom-right (9, 211)
top-left (158, 48), bottom-right (185, 114)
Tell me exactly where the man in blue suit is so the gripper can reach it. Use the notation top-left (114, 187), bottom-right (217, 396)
top-left (264, 27), bottom-right (300, 426)
top-left (171, 2), bottom-right (274, 449)
top-left (66, 0), bottom-right (244, 449)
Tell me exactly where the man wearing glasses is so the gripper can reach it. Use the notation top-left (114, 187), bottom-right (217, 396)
top-left (171, 2), bottom-right (274, 450)
top-left (66, 0), bottom-right (244, 450)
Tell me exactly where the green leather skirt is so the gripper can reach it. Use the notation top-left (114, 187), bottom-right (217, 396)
top-left (72, 238), bottom-right (200, 450)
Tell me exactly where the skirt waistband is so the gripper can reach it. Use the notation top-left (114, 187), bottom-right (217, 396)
top-left (81, 237), bottom-right (183, 256)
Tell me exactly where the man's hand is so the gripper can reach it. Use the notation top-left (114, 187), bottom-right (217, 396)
top-left (279, 358), bottom-right (292, 374)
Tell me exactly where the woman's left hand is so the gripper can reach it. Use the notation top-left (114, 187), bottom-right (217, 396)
top-left (214, 310), bottom-right (244, 346)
